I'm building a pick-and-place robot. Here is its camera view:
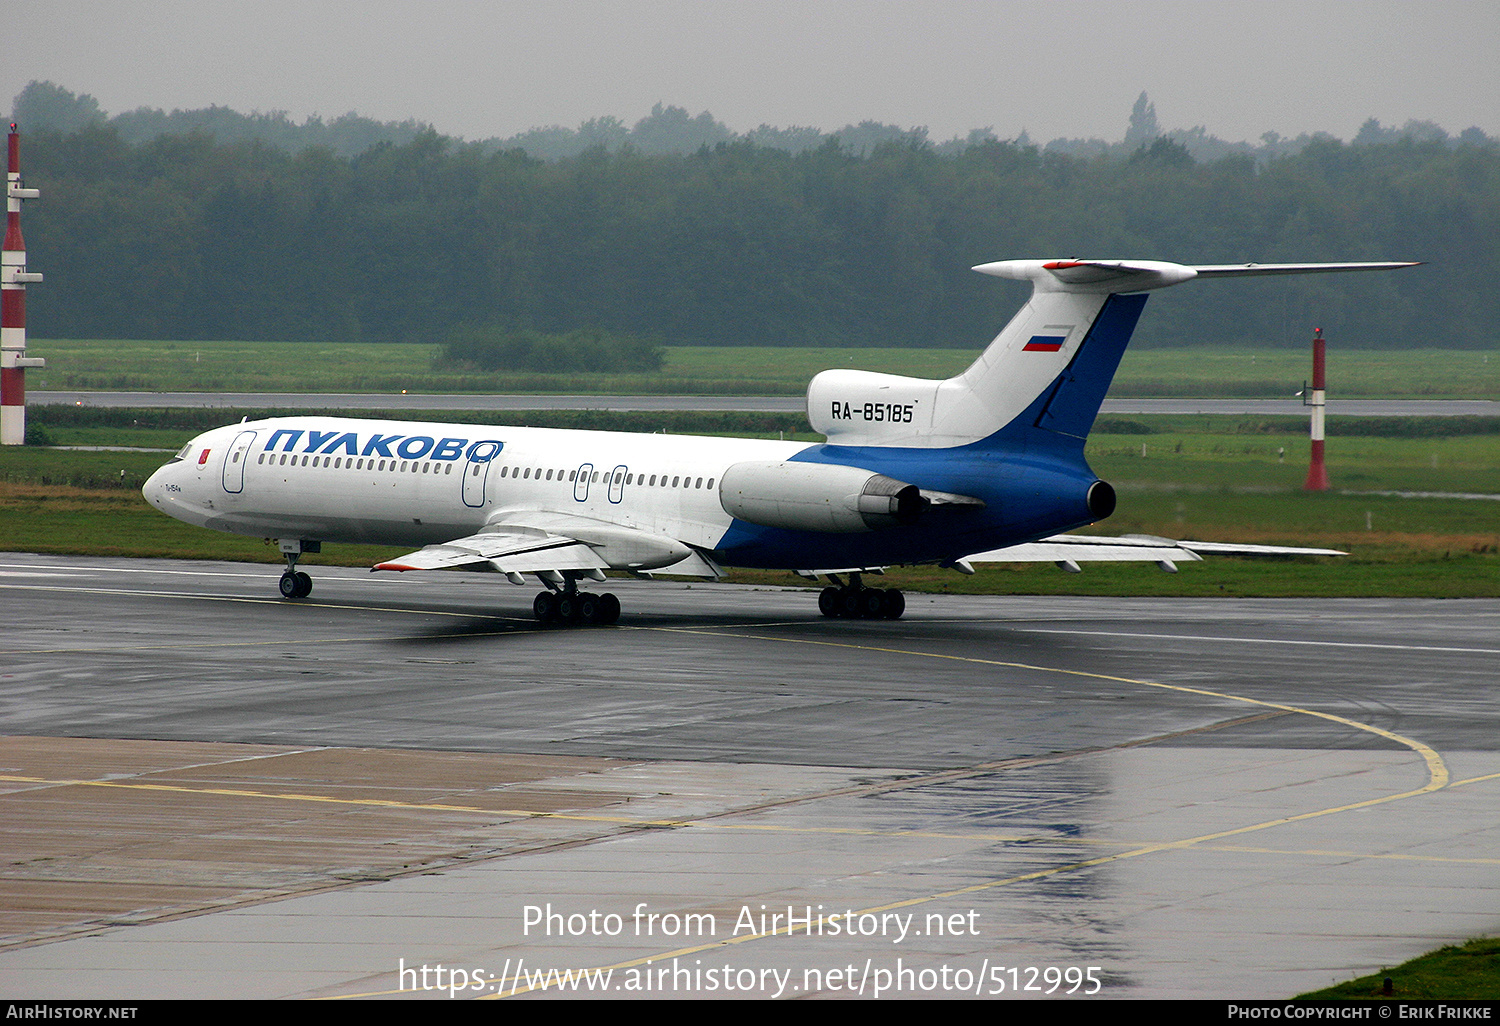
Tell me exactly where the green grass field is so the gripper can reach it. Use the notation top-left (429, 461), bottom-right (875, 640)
top-left (1296, 937), bottom-right (1500, 1000)
top-left (24, 338), bottom-right (1500, 397)
top-left (8, 337), bottom-right (1497, 593)
top-left (3, 409), bottom-right (1496, 597)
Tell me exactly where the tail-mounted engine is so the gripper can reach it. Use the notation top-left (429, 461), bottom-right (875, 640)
top-left (719, 460), bottom-right (982, 533)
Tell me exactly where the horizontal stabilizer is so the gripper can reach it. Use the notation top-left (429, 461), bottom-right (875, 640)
top-left (965, 533), bottom-right (1345, 563)
top-left (1190, 261), bottom-right (1421, 278)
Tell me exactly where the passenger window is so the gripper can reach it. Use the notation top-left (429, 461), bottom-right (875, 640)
top-left (707, 478), bottom-right (714, 489)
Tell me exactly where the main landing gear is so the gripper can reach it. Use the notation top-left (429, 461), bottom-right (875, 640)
top-left (817, 573), bottom-right (905, 620)
top-left (532, 585), bottom-right (620, 625)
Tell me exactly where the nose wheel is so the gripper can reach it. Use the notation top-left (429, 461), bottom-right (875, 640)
top-left (279, 570), bottom-right (312, 599)
top-left (277, 541), bottom-right (316, 599)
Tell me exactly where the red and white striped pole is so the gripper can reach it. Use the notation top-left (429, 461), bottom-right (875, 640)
top-left (2, 123), bottom-right (44, 446)
top-left (1303, 326), bottom-right (1328, 491)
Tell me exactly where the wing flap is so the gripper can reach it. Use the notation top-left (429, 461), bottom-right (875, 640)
top-left (374, 526), bottom-right (608, 574)
top-left (373, 510), bottom-right (703, 576)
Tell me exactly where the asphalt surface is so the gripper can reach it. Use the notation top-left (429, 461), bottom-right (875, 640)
top-left (1, 555), bottom-right (1496, 999)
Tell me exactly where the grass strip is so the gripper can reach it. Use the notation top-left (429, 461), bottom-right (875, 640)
top-left (1296, 938), bottom-right (1500, 1000)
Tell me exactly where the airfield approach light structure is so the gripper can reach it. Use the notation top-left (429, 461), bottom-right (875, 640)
top-left (2, 124), bottom-right (43, 446)
top-left (1302, 327), bottom-right (1328, 491)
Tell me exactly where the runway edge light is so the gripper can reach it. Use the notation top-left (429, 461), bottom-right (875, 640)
top-left (2, 123), bottom-right (45, 446)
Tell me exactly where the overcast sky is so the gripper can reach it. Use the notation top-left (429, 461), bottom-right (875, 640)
top-left (6, 1), bottom-right (1497, 145)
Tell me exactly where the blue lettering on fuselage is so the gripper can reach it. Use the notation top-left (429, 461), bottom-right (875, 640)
top-left (264, 429), bottom-right (305, 452)
top-left (322, 432), bottom-right (359, 455)
top-left (361, 433), bottom-right (404, 457)
top-left (465, 440), bottom-right (503, 462)
top-left (306, 430), bottom-right (339, 452)
top-left (259, 428), bottom-right (506, 461)
top-left (432, 437), bottom-right (466, 460)
top-left (396, 436), bottom-right (435, 459)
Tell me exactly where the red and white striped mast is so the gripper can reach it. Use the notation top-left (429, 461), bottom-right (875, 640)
top-left (1302, 326), bottom-right (1328, 491)
top-left (2, 123), bottom-right (44, 446)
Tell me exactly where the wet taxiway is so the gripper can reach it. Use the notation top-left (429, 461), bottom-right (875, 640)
top-left (1, 554), bottom-right (1496, 999)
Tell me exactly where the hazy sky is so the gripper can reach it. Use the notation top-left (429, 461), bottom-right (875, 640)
top-left (6, 1), bottom-right (1497, 144)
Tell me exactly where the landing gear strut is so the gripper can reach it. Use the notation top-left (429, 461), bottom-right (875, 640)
top-left (532, 577), bottom-right (620, 626)
top-left (818, 574), bottom-right (904, 620)
top-left (277, 539), bottom-right (318, 599)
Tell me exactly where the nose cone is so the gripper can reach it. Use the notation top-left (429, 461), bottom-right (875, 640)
top-left (143, 464), bottom-right (170, 511)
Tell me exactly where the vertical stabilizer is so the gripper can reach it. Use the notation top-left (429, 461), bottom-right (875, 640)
top-left (805, 258), bottom-right (1417, 451)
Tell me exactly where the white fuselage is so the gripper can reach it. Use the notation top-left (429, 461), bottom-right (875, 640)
top-left (145, 415), bottom-right (809, 555)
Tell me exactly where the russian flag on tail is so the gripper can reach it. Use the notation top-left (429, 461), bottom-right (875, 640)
top-left (1023, 334), bottom-right (1066, 352)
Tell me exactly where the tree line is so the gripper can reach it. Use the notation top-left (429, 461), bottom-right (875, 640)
top-left (15, 104), bottom-right (1499, 352)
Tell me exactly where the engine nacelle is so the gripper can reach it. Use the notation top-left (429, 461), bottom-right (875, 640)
top-left (719, 460), bottom-right (925, 533)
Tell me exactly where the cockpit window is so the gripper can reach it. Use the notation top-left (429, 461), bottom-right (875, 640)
top-left (166, 442), bottom-right (193, 464)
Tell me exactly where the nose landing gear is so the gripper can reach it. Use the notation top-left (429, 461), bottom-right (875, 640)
top-left (279, 569), bottom-right (313, 599)
top-left (276, 539), bottom-right (319, 599)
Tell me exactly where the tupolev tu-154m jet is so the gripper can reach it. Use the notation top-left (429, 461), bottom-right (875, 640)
top-left (144, 258), bottom-right (1416, 624)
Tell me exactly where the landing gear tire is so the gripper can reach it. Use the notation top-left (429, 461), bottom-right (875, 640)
top-left (879, 588), bottom-right (905, 620)
top-left (279, 571), bottom-right (312, 599)
top-left (818, 587), bottom-right (841, 618)
top-left (819, 585), bottom-right (904, 620)
top-left (534, 590), bottom-right (619, 626)
top-left (533, 591), bottom-right (559, 623)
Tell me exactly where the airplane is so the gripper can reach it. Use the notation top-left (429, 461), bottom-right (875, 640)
top-left (143, 257), bottom-right (1417, 623)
